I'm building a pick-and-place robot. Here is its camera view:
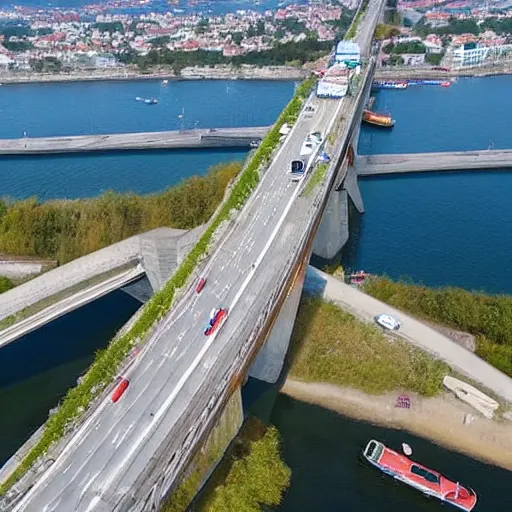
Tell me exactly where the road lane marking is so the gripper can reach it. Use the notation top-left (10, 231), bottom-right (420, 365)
top-left (94, 100), bottom-right (344, 499)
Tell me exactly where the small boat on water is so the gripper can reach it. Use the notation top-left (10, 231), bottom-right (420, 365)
top-left (135, 97), bottom-right (158, 105)
top-left (372, 80), bottom-right (408, 90)
top-left (162, 79), bottom-right (169, 85)
top-left (363, 440), bottom-right (477, 511)
top-left (362, 109), bottom-right (395, 128)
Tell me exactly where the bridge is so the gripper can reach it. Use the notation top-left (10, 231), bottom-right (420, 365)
top-left (0, 126), bottom-right (271, 155)
top-left (4, 2), bottom-right (511, 510)
top-left (357, 149), bottom-right (512, 175)
top-left (0, 226), bottom-right (205, 349)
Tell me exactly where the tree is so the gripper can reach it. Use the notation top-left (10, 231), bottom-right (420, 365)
top-left (256, 19), bottom-right (265, 36)
top-left (231, 32), bottom-right (243, 45)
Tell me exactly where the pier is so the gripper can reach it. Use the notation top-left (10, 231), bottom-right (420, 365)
top-left (357, 149), bottom-right (512, 176)
top-left (0, 126), bottom-right (271, 155)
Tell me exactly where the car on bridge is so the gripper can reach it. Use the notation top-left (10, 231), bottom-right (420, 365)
top-left (204, 308), bottom-right (228, 336)
top-left (112, 378), bottom-right (130, 403)
top-left (375, 314), bottom-right (401, 331)
top-left (196, 277), bottom-right (207, 294)
top-left (289, 159), bottom-right (306, 182)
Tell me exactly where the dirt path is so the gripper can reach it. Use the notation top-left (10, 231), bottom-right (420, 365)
top-left (281, 379), bottom-right (512, 471)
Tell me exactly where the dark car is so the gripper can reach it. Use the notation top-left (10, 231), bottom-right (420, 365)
top-left (204, 308), bottom-right (228, 336)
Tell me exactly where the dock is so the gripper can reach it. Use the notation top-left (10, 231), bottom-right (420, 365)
top-left (357, 149), bottom-right (512, 176)
top-left (0, 126), bottom-right (271, 155)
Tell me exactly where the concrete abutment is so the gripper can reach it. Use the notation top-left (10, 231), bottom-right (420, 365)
top-left (248, 265), bottom-right (306, 384)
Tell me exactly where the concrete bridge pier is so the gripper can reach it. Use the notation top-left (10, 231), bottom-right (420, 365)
top-left (248, 263), bottom-right (306, 384)
top-left (121, 276), bottom-right (153, 303)
top-left (312, 187), bottom-right (350, 260)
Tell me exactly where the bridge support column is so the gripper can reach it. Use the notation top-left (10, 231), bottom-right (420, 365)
top-left (248, 265), bottom-right (306, 384)
top-left (343, 164), bottom-right (364, 214)
top-left (312, 189), bottom-right (349, 260)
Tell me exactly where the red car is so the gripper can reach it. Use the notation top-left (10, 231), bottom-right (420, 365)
top-left (204, 308), bottom-right (228, 336)
top-left (112, 378), bottom-right (130, 403)
top-left (196, 277), bottom-right (207, 294)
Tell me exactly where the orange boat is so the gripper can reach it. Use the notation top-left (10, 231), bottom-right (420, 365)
top-left (362, 109), bottom-right (395, 128)
top-left (363, 440), bottom-right (477, 511)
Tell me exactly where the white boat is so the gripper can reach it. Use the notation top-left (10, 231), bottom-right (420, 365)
top-left (162, 79), bottom-right (169, 85)
top-left (443, 376), bottom-right (499, 419)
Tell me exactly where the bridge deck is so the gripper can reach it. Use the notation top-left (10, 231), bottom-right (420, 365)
top-left (0, 126), bottom-right (271, 155)
top-left (357, 149), bottom-right (512, 175)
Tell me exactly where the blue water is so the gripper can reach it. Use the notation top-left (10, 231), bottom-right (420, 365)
top-left (0, 289), bottom-right (141, 466)
top-left (342, 75), bottom-right (512, 294)
top-left (0, 79), bottom-right (294, 200)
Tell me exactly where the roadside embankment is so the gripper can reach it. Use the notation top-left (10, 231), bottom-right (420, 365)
top-left (0, 64), bottom-right (307, 85)
top-left (363, 277), bottom-right (512, 379)
top-left (281, 380), bottom-right (512, 471)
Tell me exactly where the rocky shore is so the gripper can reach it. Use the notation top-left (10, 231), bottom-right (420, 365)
top-left (0, 64), bottom-right (308, 85)
top-left (281, 379), bottom-right (512, 471)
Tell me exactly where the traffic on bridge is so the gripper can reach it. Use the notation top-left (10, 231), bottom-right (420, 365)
top-left (5, 2), bottom-right (385, 510)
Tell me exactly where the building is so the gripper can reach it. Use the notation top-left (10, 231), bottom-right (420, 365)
top-left (334, 41), bottom-right (360, 64)
top-left (451, 43), bottom-right (512, 68)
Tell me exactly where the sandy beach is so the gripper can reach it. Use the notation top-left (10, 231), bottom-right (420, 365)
top-left (281, 379), bottom-right (512, 471)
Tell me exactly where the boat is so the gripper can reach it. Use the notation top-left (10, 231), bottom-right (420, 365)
top-left (363, 440), bottom-right (477, 511)
top-left (162, 79), bottom-right (169, 85)
top-left (362, 109), bottom-right (395, 128)
top-left (145, 98), bottom-right (158, 105)
top-left (441, 81), bottom-right (451, 87)
top-left (372, 80), bottom-right (408, 90)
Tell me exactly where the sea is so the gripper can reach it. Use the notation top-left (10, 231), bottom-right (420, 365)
top-left (0, 75), bottom-right (511, 510)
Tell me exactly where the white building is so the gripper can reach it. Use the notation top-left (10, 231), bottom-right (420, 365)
top-left (334, 41), bottom-right (360, 63)
top-left (452, 43), bottom-right (512, 68)
top-left (0, 54), bottom-right (13, 70)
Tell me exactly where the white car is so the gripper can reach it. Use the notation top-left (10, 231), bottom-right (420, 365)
top-left (375, 314), bottom-right (401, 331)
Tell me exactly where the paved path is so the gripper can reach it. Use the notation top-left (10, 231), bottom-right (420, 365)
top-left (310, 267), bottom-right (512, 403)
top-left (0, 127), bottom-right (270, 155)
top-left (0, 266), bottom-right (144, 349)
top-left (357, 149), bottom-right (512, 175)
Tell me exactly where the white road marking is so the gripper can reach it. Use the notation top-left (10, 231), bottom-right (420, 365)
top-left (95, 102), bottom-right (343, 499)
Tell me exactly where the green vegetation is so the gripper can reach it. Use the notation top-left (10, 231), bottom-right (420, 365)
top-left (363, 277), bottom-right (512, 378)
top-left (0, 76), bottom-right (315, 496)
top-left (120, 39), bottom-right (333, 73)
top-left (3, 40), bottom-right (33, 52)
top-left (289, 297), bottom-right (449, 396)
top-left (303, 163), bottom-right (328, 197)
top-left (0, 162), bottom-right (241, 264)
top-left (425, 52), bottom-right (444, 66)
top-left (29, 56), bottom-right (62, 73)
top-left (93, 21), bottom-right (124, 33)
top-left (374, 23), bottom-right (401, 41)
top-left (201, 425), bottom-right (290, 512)
top-left (0, 276), bottom-right (14, 294)
top-left (383, 40), bottom-right (426, 54)
top-left (414, 17), bottom-right (480, 37)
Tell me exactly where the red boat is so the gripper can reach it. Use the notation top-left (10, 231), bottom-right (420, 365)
top-left (441, 81), bottom-right (451, 87)
top-left (363, 440), bottom-right (477, 511)
top-left (204, 308), bottom-right (228, 336)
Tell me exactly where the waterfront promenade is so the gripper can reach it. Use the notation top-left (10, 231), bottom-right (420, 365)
top-left (357, 149), bottom-right (512, 175)
top-left (0, 126), bottom-right (271, 155)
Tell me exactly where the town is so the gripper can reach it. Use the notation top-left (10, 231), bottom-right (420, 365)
top-left (0, 0), bottom-right (511, 77)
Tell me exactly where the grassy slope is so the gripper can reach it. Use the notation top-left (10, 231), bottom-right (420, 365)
top-left (289, 297), bottom-right (449, 396)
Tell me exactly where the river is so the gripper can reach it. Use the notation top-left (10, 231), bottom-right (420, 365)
top-left (0, 79), bottom-right (295, 200)
top-left (0, 75), bottom-right (510, 507)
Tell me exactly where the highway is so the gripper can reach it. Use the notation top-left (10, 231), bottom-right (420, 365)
top-left (8, 3), bottom-right (384, 510)
top-left (0, 265), bottom-right (144, 349)
top-left (0, 126), bottom-right (270, 155)
top-left (313, 267), bottom-right (512, 403)
top-left (357, 149), bottom-right (512, 175)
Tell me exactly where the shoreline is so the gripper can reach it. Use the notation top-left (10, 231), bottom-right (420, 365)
top-left (375, 63), bottom-right (512, 80)
top-left (281, 379), bottom-right (512, 472)
top-left (0, 65), bottom-right (308, 86)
